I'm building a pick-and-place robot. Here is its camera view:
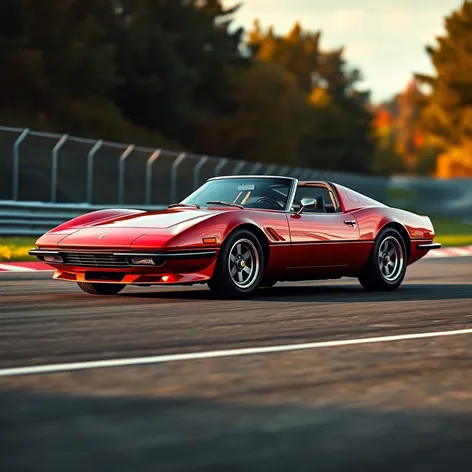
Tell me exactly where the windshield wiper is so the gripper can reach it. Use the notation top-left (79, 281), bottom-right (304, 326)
top-left (206, 201), bottom-right (243, 209)
top-left (168, 203), bottom-right (200, 209)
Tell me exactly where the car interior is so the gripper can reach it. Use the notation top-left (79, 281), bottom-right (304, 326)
top-left (291, 185), bottom-right (340, 213)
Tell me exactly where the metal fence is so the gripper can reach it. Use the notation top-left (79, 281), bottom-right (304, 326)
top-left (0, 125), bottom-right (391, 206)
top-left (1, 125), bottom-right (472, 237)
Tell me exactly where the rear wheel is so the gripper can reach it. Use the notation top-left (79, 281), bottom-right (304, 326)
top-left (208, 229), bottom-right (265, 298)
top-left (77, 282), bottom-right (125, 295)
top-left (358, 228), bottom-right (407, 291)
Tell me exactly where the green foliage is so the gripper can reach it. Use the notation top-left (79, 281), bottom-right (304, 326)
top-left (371, 147), bottom-right (406, 176)
top-left (0, 0), bottom-right (119, 111)
top-left (0, 0), bottom-right (376, 173)
top-left (248, 21), bottom-right (375, 172)
top-left (219, 61), bottom-right (309, 164)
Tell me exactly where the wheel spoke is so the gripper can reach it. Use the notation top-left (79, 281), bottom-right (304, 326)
top-left (228, 238), bottom-right (261, 289)
top-left (377, 236), bottom-right (404, 282)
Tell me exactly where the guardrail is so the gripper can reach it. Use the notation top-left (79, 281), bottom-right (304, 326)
top-left (0, 200), bottom-right (166, 236)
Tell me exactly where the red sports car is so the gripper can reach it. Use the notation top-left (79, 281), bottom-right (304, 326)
top-left (29, 175), bottom-right (441, 297)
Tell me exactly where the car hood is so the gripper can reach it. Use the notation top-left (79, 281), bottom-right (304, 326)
top-left (88, 208), bottom-right (218, 229)
top-left (48, 208), bottom-right (227, 249)
top-left (34, 207), bottom-right (248, 249)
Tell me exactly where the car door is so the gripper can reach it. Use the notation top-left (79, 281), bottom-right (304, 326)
top-left (287, 185), bottom-right (361, 271)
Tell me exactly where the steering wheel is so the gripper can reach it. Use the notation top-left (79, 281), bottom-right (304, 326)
top-left (255, 197), bottom-right (284, 209)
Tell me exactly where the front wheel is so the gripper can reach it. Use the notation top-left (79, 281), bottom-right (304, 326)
top-left (208, 229), bottom-right (265, 298)
top-left (358, 228), bottom-right (407, 291)
top-left (77, 282), bottom-right (125, 295)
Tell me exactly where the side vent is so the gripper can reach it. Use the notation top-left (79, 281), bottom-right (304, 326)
top-left (265, 227), bottom-right (285, 241)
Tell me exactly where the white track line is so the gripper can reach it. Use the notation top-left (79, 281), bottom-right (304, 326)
top-left (0, 264), bottom-right (36, 272)
top-left (1, 328), bottom-right (472, 377)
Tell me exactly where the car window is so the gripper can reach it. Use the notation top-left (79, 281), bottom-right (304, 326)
top-left (292, 185), bottom-right (337, 213)
top-left (181, 178), bottom-right (292, 210)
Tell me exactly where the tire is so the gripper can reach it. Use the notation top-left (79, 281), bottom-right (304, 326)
top-left (208, 228), bottom-right (265, 298)
top-left (358, 227), bottom-right (408, 292)
top-left (77, 281), bottom-right (125, 295)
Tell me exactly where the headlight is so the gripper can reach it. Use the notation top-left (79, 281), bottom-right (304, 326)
top-left (43, 255), bottom-right (63, 263)
top-left (130, 257), bottom-right (155, 266)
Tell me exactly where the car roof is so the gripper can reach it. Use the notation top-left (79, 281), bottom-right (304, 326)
top-left (208, 175), bottom-right (296, 182)
top-left (296, 180), bottom-right (331, 187)
top-left (208, 175), bottom-right (331, 186)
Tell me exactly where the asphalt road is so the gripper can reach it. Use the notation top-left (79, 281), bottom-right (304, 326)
top-left (1, 258), bottom-right (472, 471)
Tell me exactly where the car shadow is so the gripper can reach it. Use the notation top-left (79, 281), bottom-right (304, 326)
top-left (120, 283), bottom-right (472, 303)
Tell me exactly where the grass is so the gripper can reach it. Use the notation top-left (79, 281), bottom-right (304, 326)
top-left (0, 237), bottom-right (37, 262)
top-left (430, 217), bottom-right (472, 247)
top-left (2, 218), bottom-right (472, 262)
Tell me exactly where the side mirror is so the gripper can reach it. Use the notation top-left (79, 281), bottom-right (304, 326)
top-left (297, 197), bottom-right (317, 215)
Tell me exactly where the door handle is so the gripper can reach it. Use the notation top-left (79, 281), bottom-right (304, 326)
top-left (344, 220), bottom-right (356, 226)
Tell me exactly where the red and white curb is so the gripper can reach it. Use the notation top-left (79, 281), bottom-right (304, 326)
top-left (0, 262), bottom-right (53, 272)
top-left (425, 246), bottom-right (472, 258)
top-left (0, 246), bottom-right (471, 272)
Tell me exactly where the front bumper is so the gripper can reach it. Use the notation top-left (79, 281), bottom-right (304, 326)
top-left (28, 248), bottom-right (218, 285)
top-left (28, 249), bottom-right (216, 267)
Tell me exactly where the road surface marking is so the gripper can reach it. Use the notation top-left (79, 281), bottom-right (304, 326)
top-left (1, 328), bottom-right (472, 377)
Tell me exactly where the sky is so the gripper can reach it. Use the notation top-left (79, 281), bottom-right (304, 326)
top-left (229, 0), bottom-right (464, 103)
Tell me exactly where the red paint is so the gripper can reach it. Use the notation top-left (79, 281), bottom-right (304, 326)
top-left (31, 179), bottom-right (440, 286)
top-left (333, 184), bottom-right (387, 213)
top-left (286, 212), bottom-right (364, 269)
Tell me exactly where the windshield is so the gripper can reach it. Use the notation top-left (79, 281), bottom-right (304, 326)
top-left (181, 177), bottom-right (293, 210)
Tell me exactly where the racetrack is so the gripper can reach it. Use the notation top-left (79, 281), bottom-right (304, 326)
top-left (1, 258), bottom-right (472, 471)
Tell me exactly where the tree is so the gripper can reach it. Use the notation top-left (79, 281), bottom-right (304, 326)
top-left (0, 0), bottom-right (176, 145)
top-left (218, 61), bottom-right (309, 164)
top-left (248, 20), bottom-right (320, 94)
top-left (0, 0), bottom-right (119, 119)
top-left (247, 20), bottom-right (375, 173)
top-left (415, 1), bottom-right (472, 176)
top-left (112, 0), bottom-right (244, 146)
top-left (314, 48), bottom-right (375, 173)
top-left (0, 2), bottom-right (377, 174)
